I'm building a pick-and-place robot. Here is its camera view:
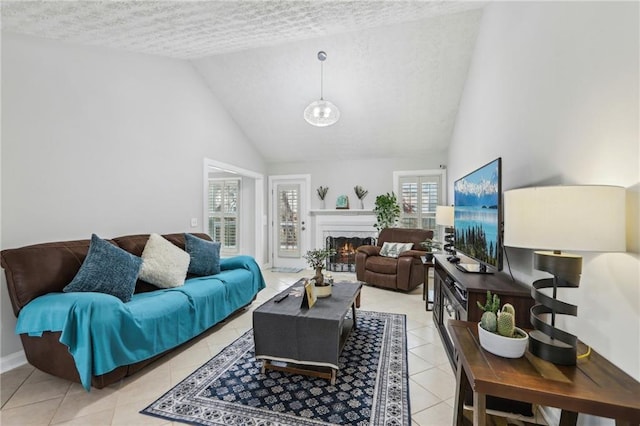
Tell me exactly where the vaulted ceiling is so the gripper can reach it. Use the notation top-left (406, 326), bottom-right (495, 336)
top-left (2, 1), bottom-right (486, 163)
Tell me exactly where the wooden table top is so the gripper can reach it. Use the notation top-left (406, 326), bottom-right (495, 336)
top-left (448, 320), bottom-right (640, 423)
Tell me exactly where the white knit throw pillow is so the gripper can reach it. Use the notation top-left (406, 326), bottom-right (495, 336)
top-left (139, 233), bottom-right (190, 288)
top-left (379, 242), bottom-right (414, 258)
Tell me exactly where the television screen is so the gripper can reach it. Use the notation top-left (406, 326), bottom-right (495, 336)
top-left (454, 158), bottom-right (502, 272)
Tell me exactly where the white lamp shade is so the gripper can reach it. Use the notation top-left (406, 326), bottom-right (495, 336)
top-left (503, 185), bottom-right (626, 252)
top-left (304, 99), bottom-right (340, 127)
top-left (436, 206), bottom-right (454, 227)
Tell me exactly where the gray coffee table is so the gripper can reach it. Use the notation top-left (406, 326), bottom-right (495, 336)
top-left (253, 280), bottom-right (362, 384)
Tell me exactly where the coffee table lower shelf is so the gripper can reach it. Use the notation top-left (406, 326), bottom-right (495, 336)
top-left (259, 359), bottom-right (339, 385)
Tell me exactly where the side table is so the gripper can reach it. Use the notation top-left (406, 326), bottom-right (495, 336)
top-left (448, 320), bottom-right (640, 426)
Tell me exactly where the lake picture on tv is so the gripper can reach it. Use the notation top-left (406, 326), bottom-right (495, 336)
top-left (454, 159), bottom-right (501, 268)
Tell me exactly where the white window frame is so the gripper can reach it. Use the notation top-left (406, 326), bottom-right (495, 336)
top-left (393, 169), bottom-right (447, 234)
top-left (208, 178), bottom-right (241, 255)
top-left (202, 158), bottom-right (264, 263)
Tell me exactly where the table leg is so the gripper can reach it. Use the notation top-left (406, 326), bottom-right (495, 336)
top-left (473, 392), bottom-right (486, 426)
top-left (453, 358), bottom-right (467, 426)
top-left (423, 265), bottom-right (427, 301)
top-left (352, 302), bottom-right (357, 330)
top-left (559, 410), bottom-right (578, 426)
top-left (424, 264), bottom-right (433, 311)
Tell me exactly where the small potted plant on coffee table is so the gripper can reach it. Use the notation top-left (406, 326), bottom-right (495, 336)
top-left (303, 248), bottom-right (337, 298)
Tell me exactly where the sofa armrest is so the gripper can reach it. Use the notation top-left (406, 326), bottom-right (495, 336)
top-left (356, 245), bottom-right (381, 256)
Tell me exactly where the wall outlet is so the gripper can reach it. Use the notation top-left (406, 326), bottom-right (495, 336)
top-left (190, 218), bottom-right (198, 227)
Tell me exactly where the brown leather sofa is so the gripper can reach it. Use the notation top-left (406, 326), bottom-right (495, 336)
top-left (355, 228), bottom-right (433, 291)
top-left (0, 233), bottom-right (257, 389)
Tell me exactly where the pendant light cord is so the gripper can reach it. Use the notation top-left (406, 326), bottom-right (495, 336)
top-left (320, 60), bottom-right (324, 101)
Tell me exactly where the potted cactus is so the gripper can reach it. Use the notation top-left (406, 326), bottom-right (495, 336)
top-left (476, 291), bottom-right (528, 358)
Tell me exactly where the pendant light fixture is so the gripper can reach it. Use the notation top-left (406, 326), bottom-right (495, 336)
top-left (304, 51), bottom-right (340, 127)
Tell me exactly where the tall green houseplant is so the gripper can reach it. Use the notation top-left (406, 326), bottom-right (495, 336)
top-left (373, 192), bottom-right (401, 232)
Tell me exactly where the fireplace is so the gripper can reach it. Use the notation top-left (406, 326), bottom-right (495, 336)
top-left (326, 236), bottom-right (375, 272)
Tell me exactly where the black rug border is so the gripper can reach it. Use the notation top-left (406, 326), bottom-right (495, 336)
top-left (141, 310), bottom-right (411, 426)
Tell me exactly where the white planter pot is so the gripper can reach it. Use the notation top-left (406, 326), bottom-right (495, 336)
top-left (477, 323), bottom-right (528, 358)
top-left (315, 284), bottom-right (332, 298)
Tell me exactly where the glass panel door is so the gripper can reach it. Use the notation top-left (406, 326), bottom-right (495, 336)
top-left (269, 175), bottom-right (309, 269)
top-left (277, 183), bottom-right (301, 258)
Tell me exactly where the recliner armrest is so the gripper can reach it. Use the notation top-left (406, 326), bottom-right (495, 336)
top-left (356, 245), bottom-right (381, 256)
top-left (398, 249), bottom-right (427, 260)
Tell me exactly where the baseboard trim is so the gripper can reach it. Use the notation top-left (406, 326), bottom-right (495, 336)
top-left (1, 350), bottom-right (27, 373)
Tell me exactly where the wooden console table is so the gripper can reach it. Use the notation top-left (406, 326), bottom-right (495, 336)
top-left (448, 320), bottom-right (640, 426)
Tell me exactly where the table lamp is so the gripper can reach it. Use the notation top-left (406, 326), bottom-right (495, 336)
top-left (436, 205), bottom-right (455, 255)
top-left (503, 185), bottom-right (626, 365)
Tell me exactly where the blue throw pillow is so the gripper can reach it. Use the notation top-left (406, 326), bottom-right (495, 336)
top-left (184, 233), bottom-right (221, 276)
top-left (63, 234), bottom-right (142, 303)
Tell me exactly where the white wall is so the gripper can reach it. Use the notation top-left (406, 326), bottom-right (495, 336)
top-left (268, 154), bottom-right (448, 210)
top-left (1, 33), bottom-right (266, 362)
top-left (449, 2), bottom-right (639, 423)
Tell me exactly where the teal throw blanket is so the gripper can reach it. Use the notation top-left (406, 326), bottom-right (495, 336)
top-left (16, 255), bottom-right (265, 390)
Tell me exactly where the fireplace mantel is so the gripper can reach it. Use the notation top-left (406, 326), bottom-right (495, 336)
top-left (309, 209), bottom-right (376, 216)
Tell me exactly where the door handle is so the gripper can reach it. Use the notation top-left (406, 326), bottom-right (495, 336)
top-left (301, 227), bottom-right (306, 231)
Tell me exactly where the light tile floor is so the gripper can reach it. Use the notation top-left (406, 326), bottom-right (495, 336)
top-left (0, 269), bottom-right (456, 425)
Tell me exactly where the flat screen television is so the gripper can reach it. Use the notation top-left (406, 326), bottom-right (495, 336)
top-left (453, 157), bottom-right (502, 273)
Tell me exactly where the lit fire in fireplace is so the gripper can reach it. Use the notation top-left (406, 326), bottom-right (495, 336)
top-left (339, 242), bottom-right (355, 260)
top-left (326, 236), bottom-right (375, 272)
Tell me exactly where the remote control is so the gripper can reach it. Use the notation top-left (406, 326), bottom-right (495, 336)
top-left (274, 293), bottom-right (288, 303)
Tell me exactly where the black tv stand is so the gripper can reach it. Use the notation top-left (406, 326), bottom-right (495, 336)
top-left (455, 262), bottom-right (493, 274)
top-left (432, 254), bottom-right (533, 369)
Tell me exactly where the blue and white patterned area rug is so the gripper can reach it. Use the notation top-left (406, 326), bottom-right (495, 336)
top-left (141, 310), bottom-right (410, 425)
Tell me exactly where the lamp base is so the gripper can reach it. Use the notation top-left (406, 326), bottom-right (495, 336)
top-left (528, 330), bottom-right (577, 365)
top-left (444, 227), bottom-right (455, 255)
top-left (529, 251), bottom-right (582, 366)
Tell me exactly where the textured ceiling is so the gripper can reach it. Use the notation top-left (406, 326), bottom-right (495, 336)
top-left (2, 1), bottom-right (485, 59)
top-left (2, 1), bottom-right (486, 163)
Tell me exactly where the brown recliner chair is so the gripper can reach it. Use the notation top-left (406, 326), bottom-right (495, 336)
top-left (356, 228), bottom-right (434, 292)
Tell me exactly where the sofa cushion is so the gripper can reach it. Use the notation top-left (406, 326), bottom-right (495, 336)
top-left (139, 233), bottom-right (190, 288)
top-left (380, 242), bottom-right (413, 258)
top-left (185, 233), bottom-right (221, 276)
top-left (63, 234), bottom-right (142, 303)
